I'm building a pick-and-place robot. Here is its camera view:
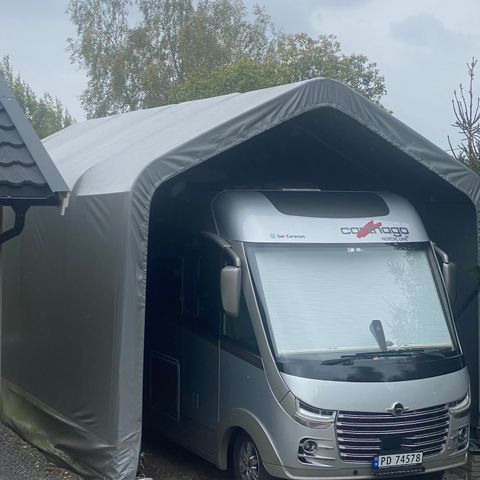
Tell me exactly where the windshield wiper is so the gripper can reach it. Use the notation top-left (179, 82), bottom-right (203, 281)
top-left (321, 349), bottom-right (449, 365)
top-left (321, 352), bottom-right (406, 365)
top-left (369, 320), bottom-right (391, 352)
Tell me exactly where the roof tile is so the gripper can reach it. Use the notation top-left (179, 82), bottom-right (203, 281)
top-left (0, 127), bottom-right (24, 147)
top-left (0, 110), bottom-right (14, 129)
top-left (0, 163), bottom-right (46, 186)
top-left (0, 145), bottom-right (35, 166)
top-left (0, 82), bottom-right (68, 201)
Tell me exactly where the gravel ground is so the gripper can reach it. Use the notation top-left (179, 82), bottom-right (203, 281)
top-left (0, 422), bottom-right (82, 480)
top-left (0, 421), bottom-right (471, 480)
top-left (138, 435), bottom-right (229, 480)
top-left (446, 471), bottom-right (468, 480)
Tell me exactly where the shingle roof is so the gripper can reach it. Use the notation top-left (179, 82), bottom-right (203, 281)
top-left (0, 76), bottom-right (69, 205)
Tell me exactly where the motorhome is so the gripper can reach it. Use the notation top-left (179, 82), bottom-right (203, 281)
top-left (144, 190), bottom-right (470, 480)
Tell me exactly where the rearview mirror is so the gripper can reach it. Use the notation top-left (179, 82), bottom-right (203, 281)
top-left (221, 266), bottom-right (241, 317)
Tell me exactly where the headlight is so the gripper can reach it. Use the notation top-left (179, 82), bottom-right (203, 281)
top-left (295, 399), bottom-right (337, 428)
top-left (448, 390), bottom-right (470, 418)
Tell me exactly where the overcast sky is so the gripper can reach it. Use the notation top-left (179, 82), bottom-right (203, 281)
top-left (1, 0), bottom-right (478, 150)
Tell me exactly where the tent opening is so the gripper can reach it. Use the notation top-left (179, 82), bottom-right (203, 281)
top-left (141, 108), bottom-right (479, 464)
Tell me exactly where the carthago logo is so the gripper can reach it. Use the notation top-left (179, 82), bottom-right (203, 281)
top-left (340, 220), bottom-right (410, 239)
top-left (356, 220), bottom-right (382, 238)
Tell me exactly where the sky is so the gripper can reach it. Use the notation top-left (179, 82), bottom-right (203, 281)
top-left (1, 0), bottom-right (479, 150)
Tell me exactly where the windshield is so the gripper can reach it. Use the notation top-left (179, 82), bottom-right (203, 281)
top-left (246, 242), bottom-right (458, 359)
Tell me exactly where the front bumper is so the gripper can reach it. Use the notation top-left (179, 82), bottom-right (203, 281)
top-left (262, 411), bottom-right (470, 479)
top-left (266, 449), bottom-right (467, 479)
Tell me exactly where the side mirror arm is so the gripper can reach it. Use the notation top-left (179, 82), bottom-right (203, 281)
top-left (202, 232), bottom-right (241, 267)
top-left (433, 244), bottom-right (449, 265)
top-left (433, 243), bottom-right (457, 305)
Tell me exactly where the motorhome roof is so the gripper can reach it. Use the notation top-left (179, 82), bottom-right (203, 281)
top-left (212, 190), bottom-right (429, 244)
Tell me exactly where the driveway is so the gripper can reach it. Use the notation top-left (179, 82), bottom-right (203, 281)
top-left (0, 422), bottom-right (82, 480)
top-left (0, 421), bottom-right (467, 480)
top-left (139, 436), bottom-right (229, 479)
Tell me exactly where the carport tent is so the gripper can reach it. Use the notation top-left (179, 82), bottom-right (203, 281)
top-left (2, 78), bottom-right (479, 480)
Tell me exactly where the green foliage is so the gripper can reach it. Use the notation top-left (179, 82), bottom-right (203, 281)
top-left (449, 58), bottom-right (480, 174)
top-left (173, 57), bottom-right (278, 101)
top-left (270, 32), bottom-right (385, 101)
top-left (67, 0), bottom-right (136, 116)
top-left (0, 56), bottom-right (73, 139)
top-left (176, 33), bottom-right (386, 104)
top-left (68, 0), bottom-right (387, 118)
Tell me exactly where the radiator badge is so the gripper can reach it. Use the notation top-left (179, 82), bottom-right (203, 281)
top-left (387, 402), bottom-right (409, 416)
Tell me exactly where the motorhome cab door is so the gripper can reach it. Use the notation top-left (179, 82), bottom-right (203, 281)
top-left (145, 233), bottom-right (222, 458)
top-left (181, 236), bottom-right (222, 454)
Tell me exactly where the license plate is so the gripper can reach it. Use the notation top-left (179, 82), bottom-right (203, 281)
top-left (372, 452), bottom-right (423, 469)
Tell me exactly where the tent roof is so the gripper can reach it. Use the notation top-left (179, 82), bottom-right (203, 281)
top-left (45, 78), bottom-right (480, 204)
top-left (0, 76), bottom-right (69, 205)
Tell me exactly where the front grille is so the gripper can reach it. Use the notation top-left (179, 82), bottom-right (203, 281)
top-left (336, 404), bottom-right (449, 463)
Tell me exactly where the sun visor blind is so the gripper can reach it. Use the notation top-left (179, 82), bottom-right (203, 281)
top-left (250, 245), bottom-right (452, 355)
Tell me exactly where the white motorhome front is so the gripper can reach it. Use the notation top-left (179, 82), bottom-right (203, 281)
top-left (144, 190), bottom-right (469, 480)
